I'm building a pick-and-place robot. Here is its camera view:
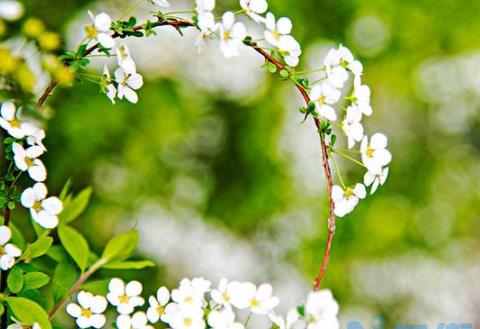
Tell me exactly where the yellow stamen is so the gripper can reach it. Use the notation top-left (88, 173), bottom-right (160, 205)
top-left (223, 30), bottom-right (231, 40)
top-left (85, 25), bottom-right (97, 39)
top-left (317, 95), bottom-right (326, 105)
top-left (10, 119), bottom-right (20, 128)
top-left (344, 188), bottom-right (354, 198)
top-left (119, 295), bottom-right (129, 304)
top-left (365, 146), bottom-right (374, 158)
top-left (81, 309), bottom-right (92, 318)
top-left (157, 306), bottom-right (164, 315)
top-left (183, 318), bottom-right (193, 326)
top-left (32, 200), bottom-right (42, 212)
top-left (250, 299), bottom-right (260, 307)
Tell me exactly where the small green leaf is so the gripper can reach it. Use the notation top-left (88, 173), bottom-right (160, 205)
top-left (6, 297), bottom-right (52, 329)
top-left (279, 69), bottom-right (289, 78)
top-left (267, 62), bottom-right (277, 73)
top-left (7, 266), bottom-right (23, 293)
top-left (58, 226), bottom-right (89, 271)
top-left (20, 236), bottom-right (53, 261)
top-left (59, 187), bottom-right (93, 224)
top-left (81, 279), bottom-right (109, 295)
top-left (59, 179), bottom-right (72, 201)
top-left (101, 230), bottom-right (138, 263)
top-left (102, 260), bottom-right (155, 270)
top-left (46, 245), bottom-right (70, 263)
top-left (23, 272), bottom-right (50, 290)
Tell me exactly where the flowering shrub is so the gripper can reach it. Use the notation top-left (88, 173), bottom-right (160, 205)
top-left (0, 0), bottom-right (391, 328)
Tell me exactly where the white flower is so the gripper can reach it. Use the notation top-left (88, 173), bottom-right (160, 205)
top-left (150, 0), bottom-right (169, 7)
top-left (363, 167), bottom-right (389, 194)
top-left (310, 83), bottom-right (341, 121)
top-left (107, 278), bottom-right (145, 315)
top-left (0, 226), bottom-right (21, 271)
top-left (360, 133), bottom-right (392, 171)
top-left (195, 0), bottom-right (216, 50)
top-left (117, 312), bottom-right (153, 329)
top-left (324, 45), bottom-right (354, 89)
top-left (342, 106), bottom-right (364, 149)
top-left (229, 282), bottom-right (279, 314)
top-left (21, 183), bottom-right (63, 229)
top-left (304, 290), bottom-right (339, 329)
top-left (0, 102), bottom-right (31, 139)
top-left (211, 278), bottom-right (241, 306)
top-left (0, 1), bottom-right (24, 21)
top-left (86, 11), bottom-right (115, 49)
top-left (66, 291), bottom-right (107, 329)
top-left (12, 143), bottom-right (47, 182)
top-left (219, 12), bottom-right (247, 58)
top-left (269, 309), bottom-right (304, 329)
top-left (208, 306), bottom-right (243, 329)
top-left (171, 277), bottom-right (211, 308)
top-left (146, 287), bottom-right (170, 323)
top-left (114, 68), bottom-right (144, 104)
top-left (197, 0), bottom-right (215, 12)
top-left (240, 0), bottom-right (268, 23)
top-left (116, 43), bottom-right (137, 75)
top-left (164, 305), bottom-right (205, 329)
top-left (7, 319), bottom-right (40, 329)
top-left (102, 65), bottom-right (117, 104)
top-left (331, 184), bottom-right (366, 217)
top-left (350, 84), bottom-right (372, 116)
top-left (264, 13), bottom-right (292, 48)
top-left (23, 123), bottom-right (46, 151)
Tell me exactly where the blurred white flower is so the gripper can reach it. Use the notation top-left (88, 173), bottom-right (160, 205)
top-left (269, 308), bottom-right (304, 329)
top-left (0, 225), bottom-right (21, 271)
top-left (350, 84), bottom-right (372, 116)
top-left (304, 290), bottom-right (339, 329)
top-left (208, 306), bottom-right (243, 329)
top-left (146, 287), bottom-right (170, 323)
top-left (115, 68), bottom-right (144, 104)
top-left (0, 102), bottom-right (31, 139)
top-left (117, 43), bottom-right (137, 75)
top-left (102, 65), bottom-right (117, 104)
top-left (86, 11), bottom-right (115, 49)
top-left (171, 277), bottom-right (211, 308)
top-left (164, 305), bottom-right (205, 329)
top-left (24, 124), bottom-right (46, 151)
top-left (211, 278), bottom-right (241, 306)
top-left (363, 167), bottom-right (389, 194)
top-left (342, 106), bottom-right (364, 149)
top-left (219, 12), bottom-right (247, 58)
top-left (117, 312), bottom-right (153, 329)
top-left (66, 291), bottom-right (108, 329)
top-left (332, 184), bottom-right (366, 217)
top-left (107, 278), bottom-right (145, 314)
top-left (324, 45), bottom-right (354, 89)
top-left (240, 0), bottom-right (268, 23)
top-left (360, 133), bottom-right (392, 171)
top-left (0, 0), bottom-right (24, 21)
top-left (21, 183), bottom-right (63, 229)
top-left (310, 83), bottom-right (340, 121)
top-left (264, 13), bottom-right (292, 48)
top-left (12, 143), bottom-right (47, 182)
top-left (230, 282), bottom-right (279, 314)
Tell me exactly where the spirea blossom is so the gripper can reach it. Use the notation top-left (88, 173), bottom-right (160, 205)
top-left (219, 12), bottom-right (247, 58)
top-left (332, 183), bottom-right (366, 217)
top-left (107, 278), bottom-right (145, 314)
top-left (21, 183), bottom-right (63, 229)
top-left (66, 291), bottom-right (108, 329)
top-left (0, 225), bottom-right (21, 271)
top-left (146, 287), bottom-right (170, 323)
top-left (240, 0), bottom-right (268, 23)
top-left (304, 290), bottom-right (339, 329)
top-left (310, 83), bottom-right (340, 121)
top-left (12, 142), bottom-right (47, 182)
top-left (361, 133), bottom-right (392, 171)
top-left (0, 102), bottom-right (30, 139)
top-left (86, 11), bottom-right (115, 49)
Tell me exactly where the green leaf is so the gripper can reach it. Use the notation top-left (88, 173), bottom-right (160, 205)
top-left (10, 222), bottom-right (25, 250)
top-left (20, 236), bottom-right (53, 261)
top-left (81, 279), bottom-right (109, 295)
top-left (280, 69), bottom-right (289, 78)
top-left (102, 260), bottom-right (155, 269)
top-left (46, 245), bottom-right (70, 263)
top-left (5, 297), bottom-right (51, 329)
top-left (23, 272), bottom-right (50, 290)
top-left (59, 187), bottom-right (93, 224)
top-left (267, 62), bottom-right (277, 73)
top-left (58, 226), bottom-right (89, 271)
top-left (101, 230), bottom-right (138, 263)
top-left (59, 179), bottom-right (72, 201)
top-left (52, 262), bottom-right (78, 303)
top-left (7, 266), bottom-right (23, 293)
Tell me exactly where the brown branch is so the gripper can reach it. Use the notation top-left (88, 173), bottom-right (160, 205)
top-left (0, 207), bottom-right (10, 329)
top-left (35, 17), bottom-right (337, 290)
top-left (250, 44), bottom-right (336, 289)
top-left (48, 260), bottom-right (105, 319)
top-left (36, 18), bottom-right (194, 109)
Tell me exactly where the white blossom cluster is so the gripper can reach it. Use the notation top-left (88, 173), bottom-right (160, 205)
top-left (0, 101), bottom-right (63, 231)
top-left (82, 0), bottom-right (301, 104)
top-left (307, 45), bottom-right (392, 217)
top-left (66, 277), bottom-right (340, 329)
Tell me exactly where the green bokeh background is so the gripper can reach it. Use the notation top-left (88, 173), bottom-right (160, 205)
top-left (7, 0), bottom-right (480, 326)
